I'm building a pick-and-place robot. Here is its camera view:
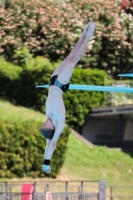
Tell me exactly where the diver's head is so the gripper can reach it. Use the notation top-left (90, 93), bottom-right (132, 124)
top-left (40, 119), bottom-right (55, 139)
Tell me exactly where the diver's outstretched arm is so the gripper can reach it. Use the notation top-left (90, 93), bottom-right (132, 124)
top-left (45, 121), bottom-right (65, 160)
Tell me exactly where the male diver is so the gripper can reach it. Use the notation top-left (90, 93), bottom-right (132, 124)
top-left (40, 21), bottom-right (95, 173)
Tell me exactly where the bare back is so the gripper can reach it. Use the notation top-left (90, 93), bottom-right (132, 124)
top-left (45, 86), bottom-right (66, 126)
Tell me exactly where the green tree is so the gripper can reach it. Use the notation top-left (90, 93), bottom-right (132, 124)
top-left (0, 0), bottom-right (133, 76)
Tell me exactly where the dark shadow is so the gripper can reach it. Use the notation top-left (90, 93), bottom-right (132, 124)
top-left (122, 149), bottom-right (133, 158)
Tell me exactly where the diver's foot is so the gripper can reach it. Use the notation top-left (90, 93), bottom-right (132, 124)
top-left (86, 21), bottom-right (95, 38)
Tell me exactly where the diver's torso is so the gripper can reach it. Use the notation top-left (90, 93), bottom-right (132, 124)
top-left (45, 86), bottom-right (66, 126)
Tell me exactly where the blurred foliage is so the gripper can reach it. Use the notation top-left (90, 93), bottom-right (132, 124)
top-left (0, 0), bottom-right (133, 77)
top-left (0, 54), bottom-right (108, 128)
top-left (0, 54), bottom-right (54, 112)
top-left (121, 0), bottom-right (133, 13)
top-left (0, 116), bottom-right (70, 178)
top-left (64, 68), bottom-right (108, 128)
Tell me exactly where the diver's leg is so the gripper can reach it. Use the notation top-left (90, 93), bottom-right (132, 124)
top-left (51, 21), bottom-right (95, 79)
top-left (66, 21), bottom-right (95, 59)
top-left (57, 21), bottom-right (95, 84)
top-left (51, 61), bottom-right (66, 77)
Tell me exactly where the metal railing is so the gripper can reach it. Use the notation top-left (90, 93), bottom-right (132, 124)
top-left (0, 193), bottom-right (99, 200)
top-left (0, 181), bottom-right (106, 200)
top-left (108, 82), bottom-right (133, 106)
top-left (106, 196), bottom-right (133, 200)
top-left (106, 186), bottom-right (133, 200)
top-left (1, 181), bottom-right (133, 200)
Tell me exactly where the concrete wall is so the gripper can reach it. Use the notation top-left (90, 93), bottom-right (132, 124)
top-left (81, 113), bottom-right (133, 144)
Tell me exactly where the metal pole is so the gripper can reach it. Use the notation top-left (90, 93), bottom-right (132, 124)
top-left (46, 184), bottom-right (49, 192)
top-left (66, 181), bottom-right (68, 200)
top-left (80, 181), bottom-right (84, 200)
top-left (5, 182), bottom-right (8, 200)
top-left (99, 181), bottom-right (106, 200)
top-left (110, 186), bottom-right (113, 200)
top-left (81, 181), bottom-right (83, 193)
top-left (33, 182), bottom-right (36, 200)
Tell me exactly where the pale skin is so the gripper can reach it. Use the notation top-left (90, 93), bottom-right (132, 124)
top-left (43, 21), bottom-right (95, 163)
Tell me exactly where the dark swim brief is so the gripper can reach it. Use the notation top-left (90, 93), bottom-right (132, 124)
top-left (49, 75), bottom-right (69, 92)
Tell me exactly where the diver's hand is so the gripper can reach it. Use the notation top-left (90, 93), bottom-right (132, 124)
top-left (42, 164), bottom-right (51, 173)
